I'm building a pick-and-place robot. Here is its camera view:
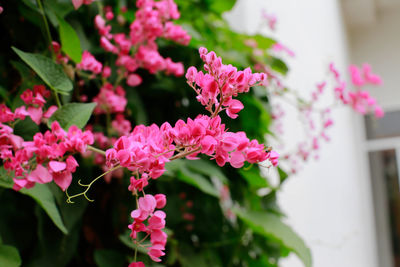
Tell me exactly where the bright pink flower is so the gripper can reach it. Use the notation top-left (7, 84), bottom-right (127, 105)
top-left (362, 63), bottom-right (382, 85)
top-left (127, 74), bottom-right (142, 87)
top-left (374, 106), bottom-right (384, 118)
top-left (139, 195), bottom-right (157, 213)
top-left (154, 194), bottom-right (166, 209)
top-left (230, 150), bottom-right (245, 168)
top-left (71, 0), bottom-right (94, 10)
top-left (271, 42), bottom-right (295, 57)
top-left (102, 66), bottom-right (111, 78)
top-left (66, 156), bottom-right (79, 172)
top-left (349, 65), bottom-right (364, 87)
top-left (49, 161), bottom-right (67, 172)
top-left (52, 171), bottom-right (72, 191)
top-left (200, 135), bottom-right (217, 155)
top-left (269, 150), bottom-right (279, 167)
top-left (43, 105), bottom-right (58, 119)
top-left (148, 244), bottom-right (165, 262)
top-left (128, 262), bottom-right (145, 267)
top-left (129, 176), bottom-right (148, 192)
top-left (27, 164), bottom-right (52, 184)
top-left (100, 37), bottom-right (118, 53)
top-left (105, 11), bottom-right (114, 20)
top-left (148, 211), bottom-right (166, 230)
top-left (76, 51), bottom-right (102, 74)
top-left (93, 84), bottom-right (127, 114)
top-left (225, 99), bottom-right (244, 119)
top-left (27, 107), bottom-right (43, 125)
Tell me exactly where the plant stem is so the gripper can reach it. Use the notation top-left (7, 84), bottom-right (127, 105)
top-left (54, 91), bottom-right (62, 107)
top-left (96, 0), bottom-right (104, 17)
top-left (65, 165), bottom-right (122, 203)
top-left (133, 193), bottom-right (139, 262)
top-left (169, 147), bottom-right (201, 161)
top-left (36, 0), bottom-right (55, 59)
top-left (87, 145), bottom-right (106, 156)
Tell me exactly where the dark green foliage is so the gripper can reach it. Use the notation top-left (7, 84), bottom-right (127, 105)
top-left (0, 0), bottom-right (309, 266)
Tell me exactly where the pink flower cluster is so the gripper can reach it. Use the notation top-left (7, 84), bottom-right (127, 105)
top-left (128, 194), bottom-right (167, 262)
top-left (1, 120), bottom-right (93, 191)
top-left (269, 62), bottom-right (384, 173)
top-left (20, 85), bottom-right (58, 124)
top-left (0, 87), bottom-right (94, 191)
top-left (0, 85), bottom-right (56, 127)
top-left (330, 63), bottom-right (384, 118)
top-left (94, 0), bottom-right (191, 87)
top-left (93, 83), bottom-right (127, 114)
top-left (261, 9), bottom-right (277, 31)
top-left (71, 0), bottom-right (93, 10)
top-left (106, 48), bottom-right (278, 265)
top-left (106, 114), bottom-right (278, 188)
top-left (271, 42), bottom-right (295, 57)
top-left (76, 51), bottom-right (103, 74)
top-left (51, 41), bottom-right (69, 64)
top-left (186, 47), bottom-right (267, 118)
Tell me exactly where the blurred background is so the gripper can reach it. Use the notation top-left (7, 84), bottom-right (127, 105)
top-left (226, 0), bottom-right (400, 266)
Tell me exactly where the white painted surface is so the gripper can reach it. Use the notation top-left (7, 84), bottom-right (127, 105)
top-left (350, 6), bottom-right (400, 111)
top-left (226, 1), bottom-right (380, 266)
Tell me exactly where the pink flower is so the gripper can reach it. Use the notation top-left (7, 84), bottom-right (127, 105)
top-left (100, 37), bottom-right (118, 54)
top-left (374, 106), bottom-right (384, 118)
top-left (52, 171), bottom-right (73, 191)
top-left (102, 66), bottom-right (111, 78)
top-left (148, 244), bottom-right (165, 262)
top-left (43, 106), bottom-right (58, 119)
top-left (200, 135), bottom-right (217, 155)
top-left (127, 74), bottom-right (142, 87)
top-left (76, 51), bottom-right (102, 74)
top-left (225, 99), bottom-right (244, 119)
top-left (349, 65), bottom-right (364, 87)
top-left (27, 164), bottom-right (52, 184)
top-left (72, 0), bottom-right (94, 10)
top-left (154, 194), bottom-right (167, 209)
top-left (362, 63), bottom-right (382, 85)
top-left (66, 156), bottom-right (79, 172)
top-left (269, 150), bottom-right (279, 166)
top-left (139, 195), bottom-right (157, 213)
top-left (128, 262), bottom-right (145, 267)
top-left (27, 107), bottom-right (43, 125)
top-left (129, 176), bottom-right (148, 192)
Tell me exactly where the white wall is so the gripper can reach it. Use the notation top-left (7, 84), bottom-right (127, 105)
top-left (350, 7), bottom-right (400, 111)
top-left (226, 1), bottom-right (378, 266)
top-left (348, 5), bottom-right (400, 267)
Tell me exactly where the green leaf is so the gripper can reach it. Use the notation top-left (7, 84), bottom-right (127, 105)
top-left (278, 167), bottom-right (289, 185)
top-left (207, 0), bottom-right (236, 14)
top-left (0, 168), bottom-right (14, 189)
top-left (47, 102), bottom-right (96, 130)
top-left (57, 16), bottom-right (82, 63)
top-left (0, 244), bottom-right (21, 267)
top-left (185, 159), bottom-right (228, 184)
top-left (239, 167), bottom-right (269, 189)
top-left (45, 0), bottom-right (73, 19)
top-left (253, 34), bottom-right (276, 49)
top-left (119, 232), bottom-right (148, 254)
top-left (21, 185), bottom-right (68, 234)
top-left (11, 47), bottom-right (73, 94)
top-left (234, 208), bottom-right (311, 267)
top-left (240, 95), bottom-right (272, 140)
top-left (177, 166), bottom-right (219, 197)
top-left (270, 58), bottom-right (289, 75)
top-left (94, 249), bottom-right (125, 267)
top-left (0, 168), bottom-right (68, 234)
top-left (13, 117), bottom-right (39, 141)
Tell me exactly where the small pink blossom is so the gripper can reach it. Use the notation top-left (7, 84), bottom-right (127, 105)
top-left (76, 51), bottom-right (102, 74)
